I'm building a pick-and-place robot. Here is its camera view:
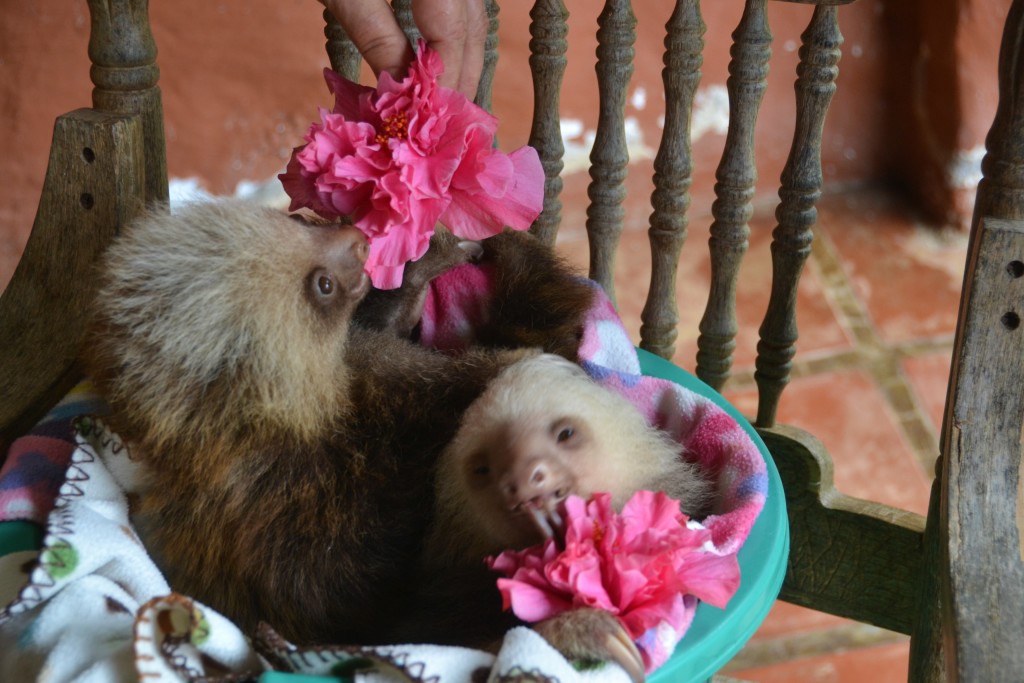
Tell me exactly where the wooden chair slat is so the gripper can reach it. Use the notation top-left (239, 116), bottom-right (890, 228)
top-left (0, 110), bottom-right (145, 445)
top-left (907, 475), bottom-right (946, 683)
top-left (967, 4), bottom-right (1024, 227)
top-left (638, 0), bottom-right (705, 360)
top-left (695, 0), bottom-right (771, 391)
top-left (754, 5), bottom-right (841, 427)
top-left (762, 426), bottom-right (927, 635)
top-left (324, 9), bottom-right (362, 82)
top-left (939, 5), bottom-right (1024, 676)
top-left (941, 218), bottom-right (1024, 678)
top-left (476, 0), bottom-right (501, 112)
top-left (584, 0), bottom-right (637, 307)
top-left (527, 0), bottom-right (570, 247)
top-left (393, 0), bottom-right (423, 46)
top-left (87, 0), bottom-right (167, 205)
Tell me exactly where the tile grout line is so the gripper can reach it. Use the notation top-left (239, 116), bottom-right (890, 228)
top-left (722, 217), bottom-right (949, 673)
top-left (715, 222), bottom-right (946, 474)
top-left (722, 622), bottom-right (909, 673)
top-left (808, 226), bottom-right (944, 474)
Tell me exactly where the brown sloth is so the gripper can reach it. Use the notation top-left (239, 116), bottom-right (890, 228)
top-left (81, 200), bottom-right (542, 645)
top-left (80, 199), bottom-right (600, 652)
top-left (354, 224), bottom-right (596, 362)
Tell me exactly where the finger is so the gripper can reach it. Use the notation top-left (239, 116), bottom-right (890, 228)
top-left (323, 0), bottom-right (415, 81)
top-left (412, 0), bottom-right (471, 97)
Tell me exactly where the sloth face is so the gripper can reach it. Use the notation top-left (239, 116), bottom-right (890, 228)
top-left (87, 201), bottom-right (372, 447)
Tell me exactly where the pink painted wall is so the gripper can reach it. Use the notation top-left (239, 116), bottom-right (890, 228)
top-left (885, 0), bottom-right (1010, 228)
top-left (0, 0), bottom-right (1006, 291)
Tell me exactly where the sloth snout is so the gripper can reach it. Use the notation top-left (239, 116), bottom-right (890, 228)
top-left (333, 227), bottom-right (368, 267)
top-left (500, 457), bottom-right (572, 509)
top-left (325, 227), bottom-right (370, 296)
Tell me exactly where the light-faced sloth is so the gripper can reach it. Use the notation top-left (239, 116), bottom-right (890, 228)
top-left (80, 199), bottom-right (585, 646)
top-left (390, 354), bottom-right (713, 681)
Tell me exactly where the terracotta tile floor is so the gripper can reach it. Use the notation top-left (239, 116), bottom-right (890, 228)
top-left (555, 184), bottom-right (965, 681)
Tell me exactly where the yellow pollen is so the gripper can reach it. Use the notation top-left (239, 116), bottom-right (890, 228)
top-left (593, 521), bottom-right (604, 544)
top-left (375, 111), bottom-right (409, 145)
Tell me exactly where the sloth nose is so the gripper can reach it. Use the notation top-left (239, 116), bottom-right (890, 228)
top-left (333, 226), bottom-right (368, 266)
top-left (500, 458), bottom-right (570, 509)
top-left (325, 227), bottom-right (370, 295)
top-left (348, 231), bottom-right (369, 265)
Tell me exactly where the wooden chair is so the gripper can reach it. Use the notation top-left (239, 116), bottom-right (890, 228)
top-left (2, 0), bottom-right (1023, 680)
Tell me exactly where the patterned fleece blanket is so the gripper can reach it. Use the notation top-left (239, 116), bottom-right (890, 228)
top-left (0, 266), bottom-right (766, 683)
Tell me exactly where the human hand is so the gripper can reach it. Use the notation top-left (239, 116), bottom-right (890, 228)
top-left (321, 0), bottom-right (487, 100)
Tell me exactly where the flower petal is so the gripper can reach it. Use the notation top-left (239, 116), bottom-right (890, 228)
top-left (676, 551), bottom-right (741, 609)
top-left (324, 67), bottom-right (377, 122)
top-left (496, 578), bottom-right (570, 623)
top-left (441, 145), bottom-right (545, 238)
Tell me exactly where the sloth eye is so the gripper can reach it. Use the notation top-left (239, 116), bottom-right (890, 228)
top-left (310, 268), bottom-right (337, 301)
top-left (473, 464), bottom-right (490, 477)
top-left (552, 418), bottom-right (584, 448)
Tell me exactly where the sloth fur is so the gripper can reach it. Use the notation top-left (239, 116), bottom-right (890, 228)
top-left (80, 199), bottom-right (587, 645)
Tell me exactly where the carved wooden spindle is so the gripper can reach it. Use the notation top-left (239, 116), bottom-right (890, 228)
top-left (965, 3), bottom-right (1024, 227)
top-left (392, 0), bottom-right (423, 46)
top-left (938, 0), bottom-right (1024, 678)
top-left (475, 0), bottom-right (501, 111)
top-left (323, 8), bottom-right (362, 82)
top-left (638, 0), bottom-right (705, 359)
top-left (528, 0), bottom-right (570, 246)
top-left (753, 6), bottom-right (842, 427)
top-left (585, 0), bottom-right (637, 306)
top-left (694, 0), bottom-right (771, 390)
top-left (86, 0), bottom-right (167, 204)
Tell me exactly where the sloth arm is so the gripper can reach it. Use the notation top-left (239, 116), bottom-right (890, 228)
top-left (343, 327), bottom-right (538, 455)
top-left (475, 230), bottom-right (595, 362)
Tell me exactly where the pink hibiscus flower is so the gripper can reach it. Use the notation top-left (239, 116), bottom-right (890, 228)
top-left (280, 40), bottom-right (544, 289)
top-left (487, 490), bottom-right (741, 673)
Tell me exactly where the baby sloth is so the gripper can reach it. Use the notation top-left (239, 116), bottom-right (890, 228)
top-left (81, 200), bottom-right (536, 646)
top-left (400, 354), bottom-right (713, 681)
top-left (434, 354), bottom-right (712, 556)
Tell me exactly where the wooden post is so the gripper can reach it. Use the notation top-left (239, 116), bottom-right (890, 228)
top-left (86, 0), bottom-right (167, 204)
top-left (527, 0), bottom-right (570, 247)
top-left (0, 111), bottom-right (145, 444)
top-left (392, 0), bottom-right (423, 45)
top-left (639, 0), bottom-right (705, 360)
top-left (476, 0), bottom-right (501, 112)
top-left (695, 0), bottom-right (771, 390)
top-left (937, 6), bottom-right (1024, 678)
top-left (754, 5), bottom-right (842, 427)
top-left (585, 0), bottom-right (637, 307)
top-left (323, 8), bottom-right (362, 82)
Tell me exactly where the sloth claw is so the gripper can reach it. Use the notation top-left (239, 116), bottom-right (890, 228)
top-left (457, 239), bottom-right (485, 262)
top-left (603, 625), bottom-right (646, 683)
top-left (533, 608), bottom-right (645, 683)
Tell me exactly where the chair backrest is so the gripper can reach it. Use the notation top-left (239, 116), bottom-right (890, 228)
top-left (2, 0), bottom-right (1023, 679)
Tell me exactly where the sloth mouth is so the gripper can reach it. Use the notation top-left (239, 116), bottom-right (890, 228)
top-left (351, 271), bottom-right (371, 299)
top-left (517, 495), bottom-right (568, 543)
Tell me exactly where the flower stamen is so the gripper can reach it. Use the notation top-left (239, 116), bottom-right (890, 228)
top-left (375, 111), bottom-right (409, 145)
